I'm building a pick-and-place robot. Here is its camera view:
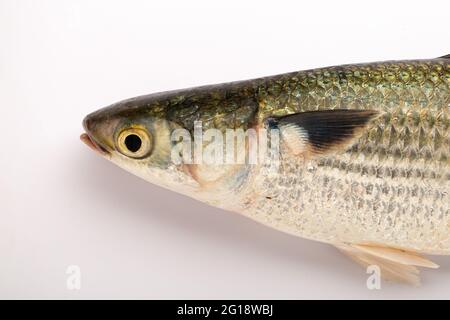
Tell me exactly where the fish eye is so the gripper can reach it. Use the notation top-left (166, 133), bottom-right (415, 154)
top-left (116, 128), bottom-right (152, 158)
top-left (124, 134), bottom-right (141, 152)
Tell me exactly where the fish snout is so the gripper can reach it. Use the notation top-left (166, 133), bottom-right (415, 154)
top-left (80, 112), bottom-right (113, 156)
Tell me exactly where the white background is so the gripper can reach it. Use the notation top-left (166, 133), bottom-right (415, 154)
top-left (1, 0), bottom-right (449, 299)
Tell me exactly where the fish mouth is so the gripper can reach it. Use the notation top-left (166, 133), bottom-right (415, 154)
top-left (80, 132), bottom-right (110, 156)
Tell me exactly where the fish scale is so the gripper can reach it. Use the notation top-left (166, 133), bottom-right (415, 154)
top-left (257, 61), bottom-right (448, 164)
top-left (243, 59), bottom-right (449, 254)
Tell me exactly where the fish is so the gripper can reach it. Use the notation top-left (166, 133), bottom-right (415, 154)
top-left (81, 55), bottom-right (450, 285)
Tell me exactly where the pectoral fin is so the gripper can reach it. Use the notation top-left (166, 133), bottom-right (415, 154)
top-left (268, 109), bottom-right (379, 157)
top-left (336, 243), bottom-right (439, 285)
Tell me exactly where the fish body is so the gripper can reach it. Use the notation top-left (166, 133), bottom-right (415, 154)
top-left (82, 56), bottom-right (449, 283)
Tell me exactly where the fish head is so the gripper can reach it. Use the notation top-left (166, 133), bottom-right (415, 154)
top-left (81, 92), bottom-right (204, 197)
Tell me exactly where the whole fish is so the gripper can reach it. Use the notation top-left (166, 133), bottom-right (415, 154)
top-left (81, 55), bottom-right (449, 284)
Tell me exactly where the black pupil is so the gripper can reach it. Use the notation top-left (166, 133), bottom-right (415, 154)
top-left (124, 134), bottom-right (142, 153)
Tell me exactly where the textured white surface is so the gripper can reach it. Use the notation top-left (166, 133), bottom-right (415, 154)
top-left (1, 0), bottom-right (449, 299)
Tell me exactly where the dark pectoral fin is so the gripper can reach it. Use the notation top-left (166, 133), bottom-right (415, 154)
top-left (270, 109), bottom-right (379, 156)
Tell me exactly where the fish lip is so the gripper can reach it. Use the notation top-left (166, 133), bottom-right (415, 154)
top-left (80, 132), bottom-right (110, 156)
top-left (81, 113), bottom-right (111, 157)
